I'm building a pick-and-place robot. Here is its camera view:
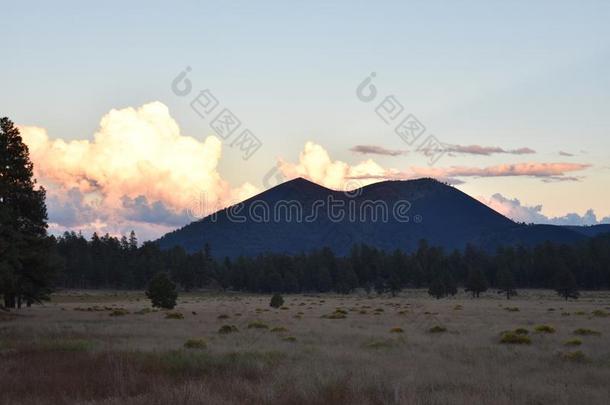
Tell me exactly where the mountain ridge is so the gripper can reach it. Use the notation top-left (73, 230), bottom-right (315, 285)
top-left (157, 177), bottom-right (588, 257)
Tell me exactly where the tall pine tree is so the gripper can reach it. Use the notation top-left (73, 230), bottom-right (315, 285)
top-left (0, 117), bottom-right (56, 308)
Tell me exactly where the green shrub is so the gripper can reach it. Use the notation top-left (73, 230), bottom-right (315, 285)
top-left (165, 312), bottom-right (184, 320)
top-left (591, 310), bottom-right (608, 317)
top-left (573, 328), bottom-right (601, 336)
top-left (270, 326), bottom-right (288, 333)
top-left (184, 338), bottom-right (207, 349)
top-left (218, 325), bottom-right (239, 334)
top-left (500, 332), bottom-right (531, 344)
top-left (282, 336), bottom-right (297, 342)
top-left (390, 327), bottom-right (404, 333)
top-left (558, 350), bottom-right (588, 363)
top-left (270, 294), bottom-right (284, 309)
top-left (145, 272), bottom-right (178, 309)
top-left (217, 314), bottom-right (230, 319)
top-left (109, 308), bottom-right (129, 316)
top-left (504, 307), bottom-right (519, 312)
top-left (534, 325), bottom-right (555, 333)
top-left (514, 328), bottom-right (529, 335)
top-left (453, 305), bottom-right (463, 311)
top-left (322, 312), bottom-right (346, 319)
top-left (428, 325), bottom-right (447, 333)
top-left (247, 320), bottom-right (269, 329)
top-left (564, 338), bottom-right (582, 346)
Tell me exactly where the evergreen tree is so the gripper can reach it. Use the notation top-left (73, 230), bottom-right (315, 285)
top-left (428, 276), bottom-right (446, 299)
top-left (465, 267), bottom-right (488, 298)
top-left (145, 272), bottom-right (178, 309)
top-left (0, 117), bottom-right (57, 308)
top-left (496, 266), bottom-right (517, 299)
top-left (555, 266), bottom-right (579, 301)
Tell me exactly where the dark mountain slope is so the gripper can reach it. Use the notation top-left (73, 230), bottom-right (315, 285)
top-left (157, 178), bottom-right (585, 257)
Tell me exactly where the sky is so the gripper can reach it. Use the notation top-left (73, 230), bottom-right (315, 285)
top-left (2, 0), bottom-right (609, 240)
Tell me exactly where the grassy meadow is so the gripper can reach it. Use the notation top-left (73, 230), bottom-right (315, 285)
top-left (1, 289), bottom-right (610, 404)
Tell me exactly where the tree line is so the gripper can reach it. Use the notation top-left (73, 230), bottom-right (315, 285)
top-left (52, 230), bottom-right (610, 298)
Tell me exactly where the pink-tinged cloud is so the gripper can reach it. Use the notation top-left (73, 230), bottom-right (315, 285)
top-left (279, 142), bottom-right (590, 189)
top-left (443, 144), bottom-right (536, 156)
top-left (20, 102), bottom-right (257, 240)
top-left (349, 145), bottom-right (407, 156)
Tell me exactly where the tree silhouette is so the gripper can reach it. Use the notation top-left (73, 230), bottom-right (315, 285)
top-left (465, 267), bottom-right (488, 298)
top-left (1, 118), bottom-right (57, 308)
top-left (496, 266), bottom-right (517, 300)
top-left (555, 266), bottom-right (579, 301)
top-left (145, 272), bottom-right (178, 309)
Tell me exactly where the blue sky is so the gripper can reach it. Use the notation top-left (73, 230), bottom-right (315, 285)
top-left (2, 1), bottom-right (609, 238)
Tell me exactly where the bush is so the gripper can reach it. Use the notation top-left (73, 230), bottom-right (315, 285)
top-left (504, 307), bottom-right (519, 312)
top-left (270, 294), bottom-right (284, 309)
top-left (514, 328), bottom-right (529, 335)
top-left (270, 326), bottom-right (288, 333)
top-left (165, 312), bottom-right (184, 320)
top-left (247, 321), bottom-right (269, 329)
top-left (218, 325), bottom-right (239, 334)
top-left (573, 328), bottom-right (601, 336)
top-left (184, 338), bottom-right (207, 349)
top-left (390, 327), bottom-right (404, 333)
top-left (109, 308), bottom-right (129, 316)
top-left (282, 336), bottom-right (297, 342)
top-left (592, 310), bottom-right (608, 317)
top-left (428, 325), bottom-right (447, 333)
top-left (217, 314), bottom-right (230, 319)
top-left (534, 325), bottom-right (555, 333)
top-left (558, 350), bottom-right (588, 363)
top-left (500, 332), bottom-right (531, 344)
top-left (146, 273), bottom-right (178, 309)
top-left (564, 338), bottom-right (582, 346)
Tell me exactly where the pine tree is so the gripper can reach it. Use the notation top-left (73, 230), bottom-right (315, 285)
top-left (428, 276), bottom-right (446, 299)
top-left (496, 266), bottom-right (517, 299)
top-left (555, 267), bottom-right (579, 301)
top-left (145, 272), bottom-right (178, 309)
top-left (465, 267), bottom-right (488, 298)
top-left (1, 117), bottom-right (56, 308)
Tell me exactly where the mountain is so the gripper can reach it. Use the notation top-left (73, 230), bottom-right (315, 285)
top-left (563, 224), bottom-right (610, 238)
top-left (157, 177), bottom-right (586, 257)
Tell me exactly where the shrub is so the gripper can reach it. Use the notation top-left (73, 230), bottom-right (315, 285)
top-left (322, 312), bottom-right (346, 319)
top-left (573, 328), bottom-right (601, 336)
top-left (165, 312), bottom-right (184, 320)
top-left (184, 339), bottom-right (207, 349)
top-left (282, 336), bottom-right (297, 342)
top-left (514, 328), bottom-right (529, 335)
top-left (564, 338), bottom-right (582, 346)
top-left (428, 325), bottom-right (447, 333)
top-left (270, 294), bottom-right (284, 309)
top-left (145, 272), bottom-right (178, 309)
top-left (534, 325), bottom-right (555, 333)
top-left (270, 326), bottom-right (288, 333)
top-left (592, 310), bottom-right (608, 317)
top-left (504, 307), bottom-right (519, 312)
top-left (453, 305), bottom-right (463, 310)
top-left (217, 314), bottom-right (230, 320)
top-left (109, 308), bottom-right (129, 317)
top-left (247, 321), bottom-right (269, 329)
top-left (390, 327), bottom-right (404, 333)
top-left (575, 311), bottom-right (586, 315)
top-left (558, 350), bottom-right (588, 363)
top-left (218, 325), bottom-right (239, 334)
top-left (500, 332), bottom-right (531, 344)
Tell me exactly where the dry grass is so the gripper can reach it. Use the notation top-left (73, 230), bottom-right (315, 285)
top-left (1, 289), bottom-right (610, 404)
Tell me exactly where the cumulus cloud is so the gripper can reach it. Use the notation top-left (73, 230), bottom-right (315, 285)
top-left (443, 144), bottom-right (536, 156)
top-left (478, 193), bottom-right (610, 226)
top-left (279, 142), bottom-right (590, 188)
top-left (349, 145), bottom-right (407, 156)
top-left (20, 102), bottom-right (257, 240)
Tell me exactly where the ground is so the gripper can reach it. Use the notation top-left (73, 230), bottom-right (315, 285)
top-left (1, 289), bottom-right (609, 404)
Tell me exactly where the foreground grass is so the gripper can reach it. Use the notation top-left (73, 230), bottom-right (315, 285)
top-left (1, 289), bottom-right (610, 404)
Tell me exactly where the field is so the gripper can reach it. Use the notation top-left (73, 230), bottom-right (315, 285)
top-left (1, 290), bottom-right (610, 405)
